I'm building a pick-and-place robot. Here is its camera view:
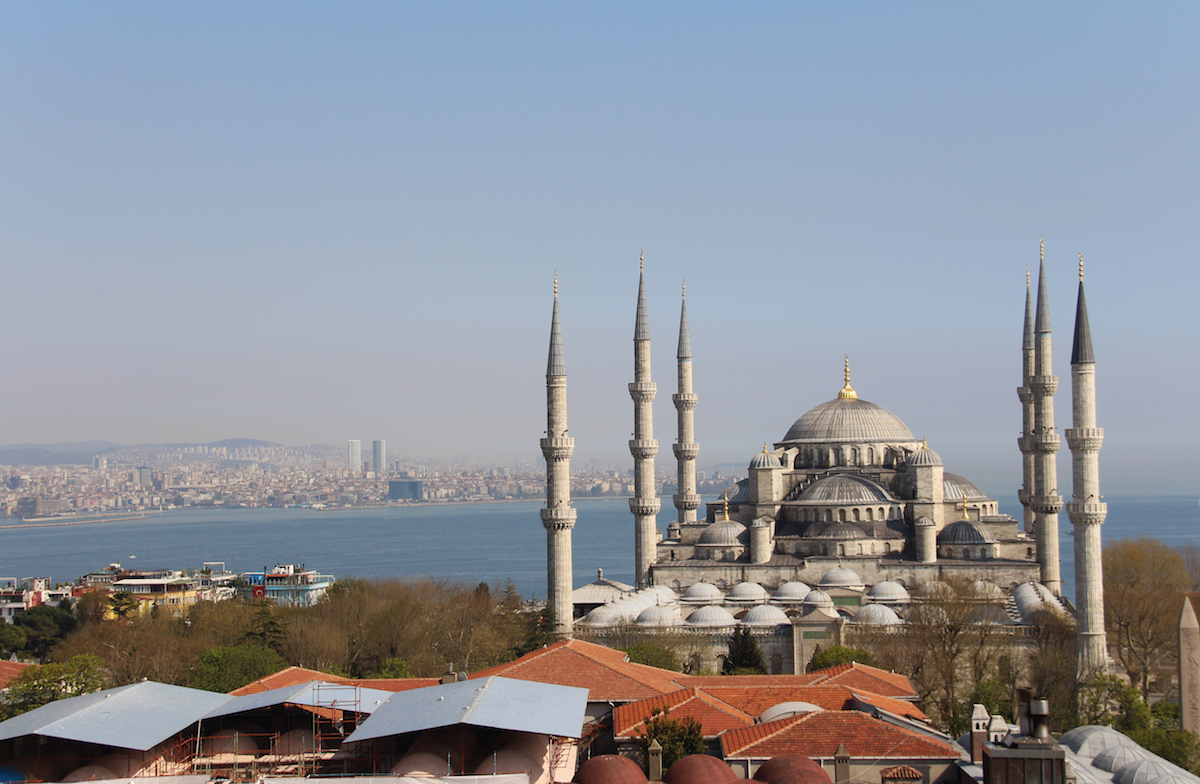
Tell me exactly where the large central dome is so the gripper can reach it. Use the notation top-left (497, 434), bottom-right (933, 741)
top-left (780, 397), bottom-right (916, 444)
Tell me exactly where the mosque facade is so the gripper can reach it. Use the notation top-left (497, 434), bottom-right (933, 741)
top-left (545, 247), bottom-right (1105, 676)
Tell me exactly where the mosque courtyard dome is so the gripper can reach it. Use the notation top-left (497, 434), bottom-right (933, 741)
top-left (681, 582), bottom-right (724, 604)
top-left (780, 397), bottom-right (916, 445)
top-left (772, 582), bottom-right (812, 603)
top-left (726, 581), bottom-right (770, 604)
top-left (867, 580), bottom-right (911, 604)
top-left (852, 603), bottom-right (903, 625)
top-left (819, 567), bottom-right (865, 590)
top-left (741, 604), bottom-right (791, 626)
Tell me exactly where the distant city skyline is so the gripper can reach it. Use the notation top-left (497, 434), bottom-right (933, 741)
top-left (4, 4), bottom-right (1198, 496)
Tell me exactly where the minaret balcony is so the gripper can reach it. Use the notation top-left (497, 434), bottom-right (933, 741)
top-left (673, 492), bottom-right (701, 511)
top-left (1029, 494), bottom-right (1064, 514)
top-left (1017, 387), bottom-right (1033, 403)
top-left (628, 382), bottom-right (657, 402)
top-left (1030, 375), bottom-right (1059, 395)
top-left (1031, 432), bottom-right (1061, 451)
top-left (672, 393), bottom-right (698, 410)
top-left (629, 498), bottom-right (661, 516)
top-left (541, 506), bottom-right (577, 530)
top-left (629, 439), bottom-right (660, 459)
top-left (1065, 428), bottom-right (1104, 451)
top-left (1066, 501), bottom-right (1107, 526)
top-left (540, 437), bottom-right (576, 460)
top-left (1017, 436), bottom-right (1034, 454)
top-left (673, 442), bottom-right (700, 460)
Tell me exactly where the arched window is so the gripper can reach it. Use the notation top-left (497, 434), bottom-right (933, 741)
top-left (851, 447), bottom-right (859, 465)
top-left (825, 509), bottom-right (833, 522)
top-left (838, 509), bottom-right (847, 522)
top-left (838, 544), bottom-right (845, 556)
top-left (852, 508), bottom-right (861, 522)
top-left (880, 507), bottom-right (886, 520)
top-left (867, 447), bottom-right (875, 465)
top-left (866, 508), bottom-right (874, 521)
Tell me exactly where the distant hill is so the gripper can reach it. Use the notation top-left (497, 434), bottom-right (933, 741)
top-left (0, 438), bottom-right (287, 468)
top-left (204, 438), bottom-right (284, 449)
top-left (0, 447), bottom-right (116, 466)
top-left (0, 440), bottom-right (122, 453)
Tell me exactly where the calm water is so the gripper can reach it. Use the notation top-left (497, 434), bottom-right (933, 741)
top-left (1, 496), bottom-right (1197, 602)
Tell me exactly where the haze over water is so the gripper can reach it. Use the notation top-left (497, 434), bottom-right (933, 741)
top-left (3, 496), bottom-right (1195, 603)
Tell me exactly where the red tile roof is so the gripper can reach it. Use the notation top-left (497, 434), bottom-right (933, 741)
top-left (230, 665), bottom-right (438, 695)
top-left (881, 764), bottom-right (925, 780)
top-left (802, 662), bottom-right (917, 699)
top-left (0, 660), bottom-right (34, 690)
top-left (469, 639), bottom-right (681, 702)
top-left (692, 684), bottom-right (929, 723)
top-left (721, 712), bottom-right (959, 761)
top-left (613, 688), bottom-right (756, 739)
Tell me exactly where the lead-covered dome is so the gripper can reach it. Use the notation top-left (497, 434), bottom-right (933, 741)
top-left (686, 605), bottom-right (736, 627)
top-left (938, 520), bottom-right (996, 545)
top-left (698, 519), bottom-right (748, 546)
top-left (741, 604), bottom-right (791, 626)
top-left (781, 398), bottom-right (916, 444)
top-left (798, 474), bottom-right (892, 504)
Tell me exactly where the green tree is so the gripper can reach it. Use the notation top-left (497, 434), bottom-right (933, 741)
top-left (809, 645), bottom-right (875, 672)
top-left (376, 657), bottom-right (412, 678)
top-left (74, 590), bottom-right (109, 626)
top-left (637, 708), bottom-right (705, 771)
top-left (108, 591), bottom-right (138, 621)
top-left (0, 654), bottom-right (103, 719)
top-left (723, 626), bottom-right (767, 675)
top-left (189, 644), bottom-right (288, 693)
top-left (0, 623), bottom-right (27, 657)
top-left (14, 604), bottom-right (78, 659)
top-left (622, 642), bottom-right (683, 672)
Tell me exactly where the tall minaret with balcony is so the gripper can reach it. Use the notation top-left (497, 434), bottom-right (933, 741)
top-left (630, 256), bottom-right (660, 588)
top-left (1017, 267), bottom-right (1037, 534)
top-left (1031, 247), bottom-right (1063, 595)
top-left (540, 276), bottom-right (576, 637)
top-left (672, 282), bottom-right (700, 529)
top-left (1066, 255), bottom-right (1107, 674)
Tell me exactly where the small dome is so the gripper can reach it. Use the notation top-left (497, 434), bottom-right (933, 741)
top-left (699, 519), bottom-right (749, 546)
top-left (852, 604), bottom-right (903, 625)
top-left (753, 756), bottom-right (831, 784)
top-left (938, 519), bottom-right (996, 545)
top-left (971, 580), bottom-right (1004, 601)
top-left (1069, 724), bottom-right (1140, 758)
top-left (798, 474), bottom-right (892, 504)
top-left (727, 582), bottom-right (770, 603)
top-left (868, 581), bottom-right (910, 603)
top-left (1093, 745), bottom-right (1151, 772)
top-left (772, 581), bottom-right (812, 604)
top-left (1059, 725), bottom-right (1106, 752)
top-left (914, 516), bottom-right (936, 528)
top-left (1114, 759), bottom-right (1196, 784)
top-left (966, 605), bottom-right (1012, 625)
top-left (916, 581), bottom-right (953, 599)
top-left (741, 604), bottom-right (790, 626)
top-left (820, 567), bottom-right (865, 590)
top-left (801, 589), bottom-right (834, 610)
top-left (1012, 582), bottom-right (1068, 624)
top-left (581, 603), bottom-right (622, 627)
top-left (575, 755), bottom-right (648, 784)
top-left (943, 473), bottom-right (989, 501)
top-left (809, 522), bottom-right (867, 540)
top-left (906, 444), bottom-right (943, 467)
top-left (646, 584), bottom-right (679, 603)
top-left (751, 447), bottom-right (783, 470)
top-left (686, 605), bottom-right (737, 627)
top-left (636, 605), bottom-right (683, 627)
top-left (752, 517), bottom-right (772, 529)
top-left (682, 582), bottom-right (724, 604)
top-left (758, 703), bottom-right (824, 724)
top-left (664, 754), bottom-right (738, 784)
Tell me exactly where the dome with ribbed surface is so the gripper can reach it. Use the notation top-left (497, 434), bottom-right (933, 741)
top-left (698, 519), bottom-right (748, 546)
top-left (686, 605), bottom-right (736, 627)
top-left (773, 581), bottom-right (812, 603)
top-left (868, 581), bottom-right (911, 603)
top-left (807, 522), bottom-right (867, 540)
top-left (781, 397), bottom-right (916, 444)
top-left (636, 605), bottom-right (682, 627)
top-left (938, 520), bottom-right (996, 545)
top-left (820, 567), bottom-right (865, 590)
top-left (726, 582), bottom-right (770, 603)
top-left (750, 449), bottom-right (783, 470)
top-left (741, 604), bottom-right (791, 626)
top-left (906, 445), bottom-right (943, 467)
top-left (1093, 745), bottom-right (1152, 772)
top-left (798, 474), bottom-right (892, 504)
top-left (801, 589), bottom-right (834, 609)
top-left (943, 473), bottom-right (989, 501)
top-left (682, 582), bottom-right (724, 603)
top-left (852, 603), bottom-right (903, 625)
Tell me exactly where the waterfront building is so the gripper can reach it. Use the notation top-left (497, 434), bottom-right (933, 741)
top-left (241, 563), bottom-right (334, 607)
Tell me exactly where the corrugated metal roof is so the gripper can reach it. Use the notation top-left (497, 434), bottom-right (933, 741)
top-left (204, 681), bottom-right (395, 719)
top-left (0, 681), bottom-right (232, 751)
top-left (344, 676), bottom-right (587, 744)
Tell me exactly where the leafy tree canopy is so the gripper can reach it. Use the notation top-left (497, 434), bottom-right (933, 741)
top-left (621, 642), bottom-right (683, 672)
top-left (637, 708), bottom-right (705, 771)
top-left (0, 654), bottom-right (103, 720)
top-left (723, 626), bottom-right (767, 675)
top-left (809, 644), bottom-right (875, 672)
top-left (189, 644), bottom-right (288, 693)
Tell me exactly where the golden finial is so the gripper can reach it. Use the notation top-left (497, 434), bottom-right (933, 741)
top-left (722, 492), bottom-right (730, 521)
top-left (921, 437), bottom-right (928, 450)
top-left (961, 489), bottom-right (969, 520)
top-left (1079, 253), bottom-right (1084, 281)
top-left (553, 272), bottom-right (558, 299)
top-left (1026, 266), bottom-right (1030, 287)
top-left (1039, 237), bottom-right (1044, 264)
top-left (838, 354), bottom-right (858, 400)
top-left (640, 249), bottom-right (644, 273)
top-left (762, 442), bottom-right (769, 453)
top-left (682, 280), bottom-right (686, 300)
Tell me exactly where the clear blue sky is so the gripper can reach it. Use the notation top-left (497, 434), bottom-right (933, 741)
top-left (3, 2), bottom-right (1198, 496)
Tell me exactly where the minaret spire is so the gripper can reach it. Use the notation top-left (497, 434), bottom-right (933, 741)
top-left (630, 257), bottom-right (660, 588)
top-left (541, 275), bottom-right (576, 636)
top-left (1017, 267), bottom-right (1036, 533)
top-left (1030, 250), bottom-right (1063, 595)
top-left (673, 280), bottom-right (700, 528)
top-left (1066, 252), bottom-right (1106, 674)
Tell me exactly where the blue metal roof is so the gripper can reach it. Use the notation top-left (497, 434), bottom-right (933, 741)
top-left (344, 676), bottom-right (587, 744)
top-left (204, 681), bottom-right (394, 720)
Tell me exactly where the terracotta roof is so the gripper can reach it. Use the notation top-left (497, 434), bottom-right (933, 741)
top-left (721, 712), bottom-right (959, 761)
top-left (678, 674), bottom-right (823, 689)
top-left (881, 764), bottom-right (925, 780)
top-left (0, 660), bottom-right (34, 690)
top-left (694, 684), bottom-right (928, 723)
top-left (803, 662), bottom-right (916, 699)
top-left (230, 665), bottom-right (438, 695)
top-left (469, 639), bottom-right (680, 702)
top-left (613, 688), bottom-right (756, 739)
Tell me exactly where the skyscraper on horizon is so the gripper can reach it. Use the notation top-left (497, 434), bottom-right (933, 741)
top-left (347, 439), bottom-right (361, 474)
top-left (373, 440), bottom-right (386, 476)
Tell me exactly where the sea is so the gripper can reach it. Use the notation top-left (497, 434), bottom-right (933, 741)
top-left (1, 496), bottom-right (1197, 603)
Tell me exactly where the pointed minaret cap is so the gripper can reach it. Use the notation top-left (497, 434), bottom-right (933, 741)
top-left (1035, 255), bottom-right (1052, 335)
top-left (1182, 596), bottom-right (1199, 630)
top-left (677, 281), bottom-right (692, 360)
top-left (1023, 268), bottom-right (1034, 351)
top-left (1071, 254), bottom-right (1094, 365)
top-left (635, 252), bottom-right (650, 341)
top-left (547, 274), bottom-right (566, 377)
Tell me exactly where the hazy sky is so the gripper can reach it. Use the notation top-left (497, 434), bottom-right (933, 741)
top-left (4, 3), bottom-right (1198, 497)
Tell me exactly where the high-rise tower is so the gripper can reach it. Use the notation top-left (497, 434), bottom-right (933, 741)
top-left (347, 440), bottom-right (362, 474)
top-left (1030, 247), bottom-right (1063, 595)
top-left (541, 276), bottom-right (576, 637)
top-left (1066, 255), bottom-right (1107, 674)
top-left (672, 282), bottom-right (700, 528)
top-left (630, 256), bottom-right (660, 588)
top-left (373, 440), bottom-right (386, 477)
top-left (1017, 268), bottom-right (1036, 534)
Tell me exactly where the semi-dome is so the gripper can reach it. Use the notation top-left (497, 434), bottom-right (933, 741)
top-left (686, 605), bottom-right (736, 627)
top-left (801, 589), bottom-right (834, 610)
top-left (682, 582), bottom-right (724, 604)
top-left (741, 604), bottom-right (790, 626)
top-left (636, 605), bottom-right (683, 627)
top-left (906, 443), bottom-right (943, 467)
top-left (852, 603), bottom-right (903, 625)
top-left (773, 581), bottom-right (812, 603)
top-left (938, 519), bottom-right (997, 545)
top-left (868, 580), bottom-right (911, 604)
top-left (726, 581), bottom-right (770, 603)
top-left (698, 519), bottom-right (748, 546)
top-left (943, 473), bottom-right (989, 501)
top-left (798, 474), bottom-right (893, 504)
top-left (808, 522), bottom-right (867, 540)
top-left (781, 397), bottom-right (916, 444)
top-left (820, 567), bottom-right (865, 590)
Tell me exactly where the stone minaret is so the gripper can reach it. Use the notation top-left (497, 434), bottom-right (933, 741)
top-left (630, 256), bottom-right (660, 588)
top-left (672, 282), bottom-right (700, 528)
top-left (1017, 267), bottom-right (1037, 535)
top-left (1030, 249), bottom-right (1063, 595)
top-left (540, 276), bottom-right (576, 637)
top-left (1066, 255), bottom-right (1107, 674)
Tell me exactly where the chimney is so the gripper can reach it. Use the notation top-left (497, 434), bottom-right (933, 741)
top-left (835, 742), bottom-right (850, 783)
top-left (648, 738), bottom-right (663, 781)
top-left (1029, 699), bottom-right (1051, 740)
top-left (440, 663), bottom-right (456, 685)
top-left (970, 703), bottom-right (990, 763)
